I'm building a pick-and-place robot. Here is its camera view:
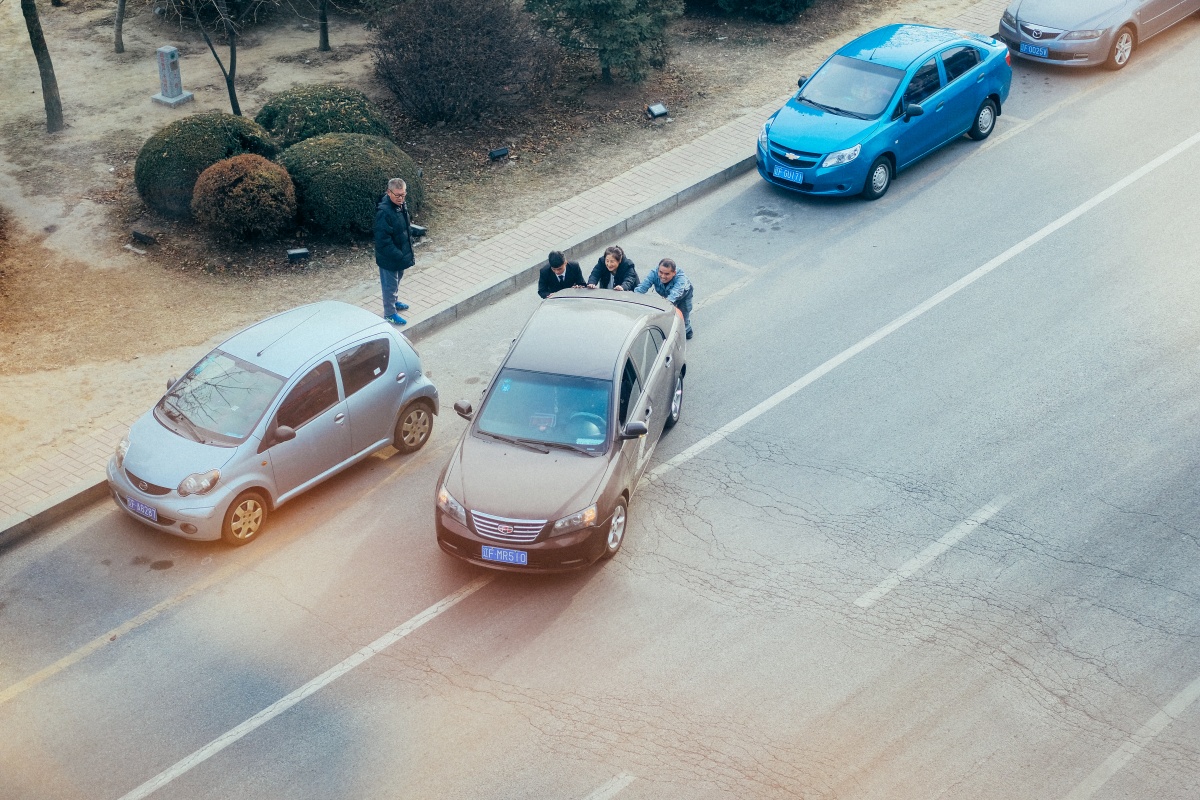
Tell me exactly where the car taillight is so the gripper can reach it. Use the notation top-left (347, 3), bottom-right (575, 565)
top-left (1005, 51), bottom-right (1012, 66)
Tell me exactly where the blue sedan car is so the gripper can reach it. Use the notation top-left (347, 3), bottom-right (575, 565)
top-left (757, 24), bottom-right (1013, 200)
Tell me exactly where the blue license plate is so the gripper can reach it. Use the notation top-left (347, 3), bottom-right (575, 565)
top-left (481, 545), bottom-right (528, 566)
top-left (772, 165), bottom-right (804, 183)
top-left (1019, 42), bottom-right (1049, 58)
top-left (124, 495), bottom-right (158, 522)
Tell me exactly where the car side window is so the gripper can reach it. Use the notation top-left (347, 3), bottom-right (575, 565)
top-left (276, 361), bottom-right (339, 430)
top-left (630, 330), bottom-right (660, 383)
top-left (903, 58), bottom-right (942, 107)
top-left (336, 338), bottom-right (391, 398)
top-left (649, 327), bottom-right (665, 350)
top-left (618, 359), bottom-right (642, 425)
top-left (941, 46), bottom-right (980, 83)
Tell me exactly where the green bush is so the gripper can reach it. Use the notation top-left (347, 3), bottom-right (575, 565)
top-left (254, 85), bottom-right (392, 149)
top-left (191, 154), bottom-right (297, 241)
top-left (134, 113), bottom-right (277, 218)
top-left (715, 0), bottom-right (810, 23)
top-left (279, 133), bottom-right (424, 235)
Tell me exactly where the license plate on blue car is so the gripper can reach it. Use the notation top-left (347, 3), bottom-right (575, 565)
top-left (1019, 42), bottom-right (1049, 58)
top-left (772, 165), bottom-right (804, 183)
top-left (481, 545), bottom-right (528, 566)
top-left (124, 495), bottom-right (158, 522)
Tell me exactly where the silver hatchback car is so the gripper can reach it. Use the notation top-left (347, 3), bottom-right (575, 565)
top-left (107, 301), bottom-right (438, 545)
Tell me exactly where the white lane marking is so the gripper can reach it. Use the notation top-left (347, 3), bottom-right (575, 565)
top-left (117, 576), bottom-right (493, 800)
top-left (584, 772), bottom-right (637, 800)
top-left (1062, 673), bottom-right (1200, 800)
top-left (853, 496), bottom-right (1010, 609)
top-left (648, 128), bottom-right (1200, 484)
top-left (648, 238), bottom-right (759, 273)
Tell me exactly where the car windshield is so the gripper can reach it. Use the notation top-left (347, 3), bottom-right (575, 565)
top-left (799, 55), bottom-right (904, 119)
top-left (476, 368), bottom-right (612, 454)
top-left (155, 350), bottom-right (286, 446)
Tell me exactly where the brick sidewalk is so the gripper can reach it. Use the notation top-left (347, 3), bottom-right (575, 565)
top-left (0, 0), bottom-right (1010, 543)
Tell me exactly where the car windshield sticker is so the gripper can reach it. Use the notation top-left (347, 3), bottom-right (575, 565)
top-left (530, 414), bottom-right (555, 431)
top-left (500, 379), bottom-right (511, 392)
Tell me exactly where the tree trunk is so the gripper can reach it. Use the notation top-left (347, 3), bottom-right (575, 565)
top-left (318, 0), bottom-right (329, 51)
top-left (20, 0), bottom-right (65, 133)
top-left (225, 30), bottom-right (240, 115)
top-left (114, 0), bottom-right (127, 53)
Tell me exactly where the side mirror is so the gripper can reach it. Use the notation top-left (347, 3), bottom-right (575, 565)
top-left (454, 401), bottom-right (474, 420)
top-left (796, 74), bottom-right (808, 90)
top-left (273, 425), bottom-right (296, 444)
top-left (620, 421), bottom-right (649, 440)
top-left (166, 376), bottom-right (176, 390)
top-left (905, 102), bottom-right (924, 120)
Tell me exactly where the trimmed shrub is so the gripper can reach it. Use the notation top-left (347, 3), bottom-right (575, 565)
top-left (374, 0), bottom-right (557, 125)
top-left (191, 155), bottom-right (297, 241)
top-left (279, 133), bottom-right (424, 236)
top-left (715, 0), bottom-right (810, 23)
top-left (254, 85), bottom-right (392, 149)
top-left (134, 113), bottom-right (277, 218)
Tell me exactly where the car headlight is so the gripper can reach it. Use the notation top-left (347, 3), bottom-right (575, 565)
top-left (822, 144), bottom-right (861, 168)
top-left (436, 484), bottom-right (467, 526)
top-left (1063, 28), bottom-right (1106, 40)
top-left (551, 503), bottom-right (598, 537)
top-left (114, 433), bottom-right (130, 469)
top-left (758, 122), bottom-right (770, 149)
top-left (1001, 10), bottom-right (1016, 28)
top-left (178, 469), bottom-right (220, 497)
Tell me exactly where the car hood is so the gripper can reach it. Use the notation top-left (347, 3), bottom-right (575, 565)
top-left (123, 412), bottom-right (238, 486)
top-left (1012, 0), bottom-right (1126, 30)
top-left (767, 101), bottom-right (878, 155)
top-left (447, 433), bottom-right (611, 522)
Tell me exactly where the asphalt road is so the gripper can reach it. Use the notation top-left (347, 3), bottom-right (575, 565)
top-left (4, 20), bottom-right (1200, 800)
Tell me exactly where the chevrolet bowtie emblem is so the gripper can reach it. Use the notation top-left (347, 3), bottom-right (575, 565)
top-left (784, 153), bottom-right (800, 161)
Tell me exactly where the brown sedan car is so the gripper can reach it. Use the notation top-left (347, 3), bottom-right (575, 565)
top-left (436, 289), bottom-right (687, 571)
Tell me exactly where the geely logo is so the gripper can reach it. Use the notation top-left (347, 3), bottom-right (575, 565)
top-left (498, 524), bottom-right (514, 535)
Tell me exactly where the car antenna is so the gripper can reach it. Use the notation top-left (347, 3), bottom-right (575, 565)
top-left (257, 309), bottom-right (322, 358)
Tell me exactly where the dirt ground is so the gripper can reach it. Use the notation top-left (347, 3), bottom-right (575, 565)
top-left (0, 0), bottom-right (979, 474)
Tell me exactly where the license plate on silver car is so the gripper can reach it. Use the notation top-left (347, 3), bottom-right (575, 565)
top-left (1019, 42), bottom-right (1049, 58)
top-left (124, 495), bottom-right (158, 522)
top-left (481, 545), bottom-right (528, 565)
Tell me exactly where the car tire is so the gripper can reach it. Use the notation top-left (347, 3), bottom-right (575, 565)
top-left (665, 372), bottom-right (683, 430)
top-left (1105, 26), bottom-right (1135, 70)
top-left (601, 499), bottom-right (627, 560)
top-left (222, 490), bottom-right (269, 546)
top-left (861, 156), bottom-right (892, 200)
top-left (394, 399), bottom-right (434, 454)
top-left (967, 99), bottom-right (997, 140)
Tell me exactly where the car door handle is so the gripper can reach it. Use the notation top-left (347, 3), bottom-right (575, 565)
top-left (976, 73), bottom-right (985, 82)
top-left (395, 372), bottom-right (406, 382)
top-left (334, 413), bottom-right (346, 423)
top-left (936, 102), bottom-right (944, 111)
top-left (646, 404), bottom-right (652, 419)
top-left (664, 355), bottom-right (672, 367)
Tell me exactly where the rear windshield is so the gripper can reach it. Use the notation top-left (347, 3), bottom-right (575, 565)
top-left (477, 368), bottom-right (612, 454)
top-left (799, 55), bottom-right (904, 119)
top-left (155, 350), bottom-right (285, 446)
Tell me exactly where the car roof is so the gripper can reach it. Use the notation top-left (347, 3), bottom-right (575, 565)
top-left (505, 291), bottom-right (672, 380)
top-left (836, 24), bottom-right (965, 70)
top-left (221, 300), bottom-right (388, 377)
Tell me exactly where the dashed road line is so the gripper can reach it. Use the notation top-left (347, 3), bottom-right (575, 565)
top-left (583, 773), bottom-right (637, 800)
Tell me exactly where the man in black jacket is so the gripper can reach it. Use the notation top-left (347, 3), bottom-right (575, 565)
top-left (537, 251), bottom-right (586, 298)
top-left (587, 245), bottom-right (638, 291)
top-left (374, 178), bottom-right (414, 325)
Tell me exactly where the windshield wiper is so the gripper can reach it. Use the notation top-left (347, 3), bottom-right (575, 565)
top-left (478, 430), bottom-right (549, 454)
top-left (541, 440), bottom-right (600, 457)
top-left (799, 97), bottom-right (866, 118)
top-left (161, 400), bottom-right (206, 443)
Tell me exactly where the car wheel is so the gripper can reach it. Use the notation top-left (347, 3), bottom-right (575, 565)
top-left (1105, 26), bottom-right (1134, 70)
top-left (967, 99), bottom-right (997, 140)
top-left (861, 156), bottom-right (891, 200)
top-left (222, 490), bottom-right (269, 546)
top-left (394, 399), bottom-right (434, 454)
top-left (601, 499), bottom-right (627, 559)
top-left (665, 371), bottom-right (683, 430)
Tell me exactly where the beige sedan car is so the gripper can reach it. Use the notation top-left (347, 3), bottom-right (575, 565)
top-left (435, 289), bottom-right (687, 571)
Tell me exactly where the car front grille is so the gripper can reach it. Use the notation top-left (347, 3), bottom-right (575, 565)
top-left (470, 510), bottom-right (546, 544)
top-left (768, 143), bottom-right (821, 169)
top-left (1018, 23), bottom-right (1063, 41)
top-left (125, 468), bottom-right (172, 496)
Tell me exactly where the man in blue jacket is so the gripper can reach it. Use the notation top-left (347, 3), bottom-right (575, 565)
top-left (634, 257), bottom-right (694, 339)
top-left (374, 178), bottom-right (414, 326)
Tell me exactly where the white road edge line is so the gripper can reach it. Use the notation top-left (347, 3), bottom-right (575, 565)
top-left (116, 575), bottom-right (493, 800)
top-left (647, 128), bottom-right (1200, 485)
top-left (853, 496), bottom-right (1010, 609)
top-left (584, 772), bottom-right (637, 800)
top-left (1062, 672), bottom-right (1200, 800)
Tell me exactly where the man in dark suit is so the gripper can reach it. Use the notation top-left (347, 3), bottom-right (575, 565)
top-left (587, 245), bottom-right (639, 291)
top-left (538, 251), bottom-right (586, 298)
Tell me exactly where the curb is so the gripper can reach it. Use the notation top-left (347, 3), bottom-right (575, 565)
top-left (0, 152), bottom-right (756, 549)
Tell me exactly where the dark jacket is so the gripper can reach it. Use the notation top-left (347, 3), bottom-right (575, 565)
top-left (587, 256), bottom-right (638, 291)
top-left (374, 194), bottom-right (414, 272)
top-left (538, 261), bottom-right (586, 298)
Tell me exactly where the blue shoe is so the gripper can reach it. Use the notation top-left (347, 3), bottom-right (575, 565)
top-left (386, 313), bottom-right (407, 326)
top-left (395, 301), bottom-right (410, 311)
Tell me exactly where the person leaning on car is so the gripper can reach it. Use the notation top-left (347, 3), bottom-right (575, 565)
top-left (538, 250), bottom-right (587, 298)
top-left (634, 257), bottom-right (694, 340)
top-left (587, 245), bottom-right (639, 291)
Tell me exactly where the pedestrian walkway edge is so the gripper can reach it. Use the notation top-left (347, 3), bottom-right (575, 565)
top-left (0, 480), bottom-right (108, 551)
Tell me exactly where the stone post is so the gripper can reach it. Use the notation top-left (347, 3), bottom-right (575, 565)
top-left (151, 46), bottom-right (194, 107)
